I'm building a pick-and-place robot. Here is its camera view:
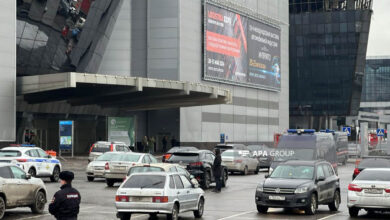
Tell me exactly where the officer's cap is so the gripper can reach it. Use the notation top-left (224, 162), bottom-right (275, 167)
top-left (59, 171), bottom-right (74, 181)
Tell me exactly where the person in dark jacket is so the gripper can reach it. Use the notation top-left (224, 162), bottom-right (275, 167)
top-left (213, 149), bottom-right (222, 192)
top-left (49, 171), bottom-right (81, 220)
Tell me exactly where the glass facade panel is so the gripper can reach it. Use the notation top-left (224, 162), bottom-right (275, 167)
top-left (362, 58), bottom-right (390, 102)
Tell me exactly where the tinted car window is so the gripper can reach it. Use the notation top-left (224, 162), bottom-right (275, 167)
top-left (316, 165), bottom-right (325, 178)
top-left (115, 145), bottom-right (124, 151)
top-left (96, 153), bottom-right (120, 161)
top-left (167, 147), bottom-right (198, 153)
top-left (270, 165), bottom-right (314, 179)
top-left (28, 150), bottom-right (39, 157)
top-left (168, 153), bottom-right (199, 163)
top-left (150, 155), bottom-right (158, 163)
top-left (323, 164), bottom-right (335, 177)
top-left (169, 176), bottom-right (175, 189)
top-left (0, 166), bottom-right (12, 178)
top-left (128, 167), bottom-right (164, 175)
top-left (174, 175), bottom-right (184, 189)
top-left (91, 144), bottom-right (111, 153)
top-left (37, 149), bottom-right (48, 157)
top-left (0, 150), bottom-right (22, 157)
top-left (358, 159), bottom-right (390, 168)
top-left (118, 154), bottom-right (140, 162)
top-left (355, 170), bottom-right (390, 181)
top-left (221, 151), bottom-right (241, 157)
top-left (10, 166), bottom-right (26, 179)
top-left (123, 175), bottom-right (165, 189)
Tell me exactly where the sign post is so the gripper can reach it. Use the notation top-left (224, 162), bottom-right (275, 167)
top-left (107, 117), bottom-right (135, 147)
top-left (377, 128), bottom-right (385, 150)
top-left (59, 121), bottom-right (74, 158)
top-left (342, 127), bottom-right (351, 136)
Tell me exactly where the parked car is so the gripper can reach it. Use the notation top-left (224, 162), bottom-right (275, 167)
top-left (104, 152), bottom-right (158, 187)
top-left (247, 145), bottom-right (273, 170)
top-left (270, 129), bottom-right (338, 174)
top-left (221, 150), bottom-right (259, 175)
top-left (348, 168), bottom-right (390, 217)
top-left (86, 152), bottom-right (121, 182)
top-left (352, 157), bottom-right (390, 180)
top-left (255, 160), bottom-right (340, 215)
top-left (348, 143), bottom-right (361, 158)
top-left (0, 163), bottom-right (47, 219)
top-left (127, 163), bottom-right (191, 178)
top-left (162, 146), bottom-right (199, 162)
top-left (88, 141), bottom-right (130, 162)
top-left (320, 130), bottom-right (349, 165)
top-left (166, 150), bottom-right (228, 189)
top-left (214, 143), bottom-right (247, 153)
top-left (0, 146), bottom-right (61, 182)
top-left (115, 172), bottom-right (204, 220)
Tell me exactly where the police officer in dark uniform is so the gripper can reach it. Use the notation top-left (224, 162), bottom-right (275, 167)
top-left (49, 171), bottom-right (81, 220)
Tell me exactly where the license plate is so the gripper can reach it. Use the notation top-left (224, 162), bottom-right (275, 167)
top-left (269, 195), bottom-right (285, 201)
top-left (130, 197), bottom-right (152, 202)
top-left (365, 189), bottom-right (382, 194)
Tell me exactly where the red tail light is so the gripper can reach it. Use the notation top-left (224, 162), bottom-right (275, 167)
top-left (89, 144), bottom-right (95, 153)
top-left (110, 144), bottom-right (114, 152)
top-left (385, 189), bottom-right (390, 193)
top-left (190, 162), bottom-right (203, 167)
top-left (105, 162), bottom-right (110, 170)
top-left (234, 159), bottom-right (243, 163)
top-left (17, 159), bottom-right (28, 162)
top-left (115, 195), bottom-right (129, 202)
top-left (348, 184), bottom-right (362, 192)
top-left (353, 168), bottom-right (360, 176)
top-left (153, 196), bottom-right (168, 203)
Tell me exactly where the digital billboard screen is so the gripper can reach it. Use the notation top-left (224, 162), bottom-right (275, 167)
top-left (204, 3), bottom-right (281, 91)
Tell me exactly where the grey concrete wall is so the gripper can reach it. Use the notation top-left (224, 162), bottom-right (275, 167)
top-left (179, 0), bottom-right (289, 145)
top-left (0, 0), bottom-right (16, 141)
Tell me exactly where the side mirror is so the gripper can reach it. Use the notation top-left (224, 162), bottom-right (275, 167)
top-left (264, 174), bottom-right (269, 178)
top-left (25, 174), bottom-right (31, 180)
top-left (190, 178), bottom-right (199, 188)
top-left (317, 176), bottom-right (325, 181)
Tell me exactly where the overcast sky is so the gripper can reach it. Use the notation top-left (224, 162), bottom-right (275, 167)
top-left (366, 1), bottom-right (390, 56)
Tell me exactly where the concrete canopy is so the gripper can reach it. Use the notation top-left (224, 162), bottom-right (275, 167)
top-left (17, 72), bottom-right (232, 111)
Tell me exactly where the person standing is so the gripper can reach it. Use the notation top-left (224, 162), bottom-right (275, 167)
top-left (142, 136), bottom-right (149, 153)
top-left (213, 149), bottom-right (222, 193)
top-left (149, 136), bottom-right (156, 153)
top-left (49, 171), bottom-right (81, 220)
top-left (162, 136), bottom-right (168, 152)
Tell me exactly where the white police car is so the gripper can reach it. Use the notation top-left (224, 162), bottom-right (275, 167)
top-left (0, 146), bottom-right (61, 182)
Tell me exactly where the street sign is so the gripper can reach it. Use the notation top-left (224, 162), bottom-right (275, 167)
top-left (342, 127), bottom-right (351, 136)
top-left (377, 128), bottom-right (385, 137)
top-left (220, 133), bottom-right (225, 144)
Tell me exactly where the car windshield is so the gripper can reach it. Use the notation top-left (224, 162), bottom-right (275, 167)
top-left (91, 144), bottom-right (110, 153)
top-left (117, 154), bottom-right (141, 162)
top-left (355, 170), bottom-right (390, 181)
top-left (128, 167), bottom-right (164, 175)
top-left (273, 148), bottom-right (315, 162)
top-left (123, 175), bottom-right (166, 189)
top-left (96, 153), bottom-right (120, 161)
top-left (0, 150), bottom-right (22, 157)
top-left (270, 165), bottom-right (314, 179)
top-left (358, 159), bottom-right (390, 168)
top-left (168, 147), bottom-right (198, 153)
top-left (168, 153), bottom-right (199, 163)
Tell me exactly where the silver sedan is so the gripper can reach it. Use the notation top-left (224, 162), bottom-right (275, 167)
top-left (86, 152), bottom-right (121, 181)
top-left (222, 150), bottom-right (259, 175)
top-left (115, 172), bottom-right (204, 220)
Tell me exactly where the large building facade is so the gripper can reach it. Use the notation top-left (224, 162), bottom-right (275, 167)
top-left (289, 0), bottom-right (372, 130)
top-left (8, 0), bottom-right (289, 154)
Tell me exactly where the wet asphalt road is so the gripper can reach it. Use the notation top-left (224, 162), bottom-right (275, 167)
top-left (3, 160), bottom-right (390, 220)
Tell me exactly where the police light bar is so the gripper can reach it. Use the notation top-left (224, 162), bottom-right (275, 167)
top-left (287, 129), bottom-right (315, 134)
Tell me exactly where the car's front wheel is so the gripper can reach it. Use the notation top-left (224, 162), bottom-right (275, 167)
top-left (221, 170), bottom-right (228, 187)
top-left (194, 197), bottom-right (204, 218)
top-left (50, 166), bottom-right (60, 182)
top-left (349, 207), bottom-right (359, 217)
top-left (31, 191), bottom-right (46, 214)
top-left (242, 166), bottom-right (248, 175)
top-left (202, 172), bottom-right (211, 189)
top-left (257, 205), bottom-right (268, 214)
top-left (167, 203), bottom-right (179, 220)
top-left (0, 196), bottom-right (5, 219)
top-left (28, 168), bottom-right (36, 177)
top-left (305, 193), bottom-right (317, 215)
top-left (328, 190), bottom-right (340, 211)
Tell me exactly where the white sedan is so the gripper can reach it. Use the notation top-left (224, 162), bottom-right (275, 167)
top-left (347, 168), bottom-right (390, 217)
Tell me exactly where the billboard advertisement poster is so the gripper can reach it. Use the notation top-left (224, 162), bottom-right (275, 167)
top-left (59, 121), bottom-right (73, 150)
top-left (205, 4), bottom-right (248, 83)
top-left (247, 19), bottom-right (281, 89)
top-left (204, 3), bottom-right (281, 91)
top-left (108, 117), bottom-right (135, 147)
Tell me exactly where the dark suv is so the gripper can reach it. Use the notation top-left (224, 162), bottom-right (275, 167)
top-left (255, 160), bottom-right (340, 215)
top-left (167, 150), bottom-right (228, 189)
